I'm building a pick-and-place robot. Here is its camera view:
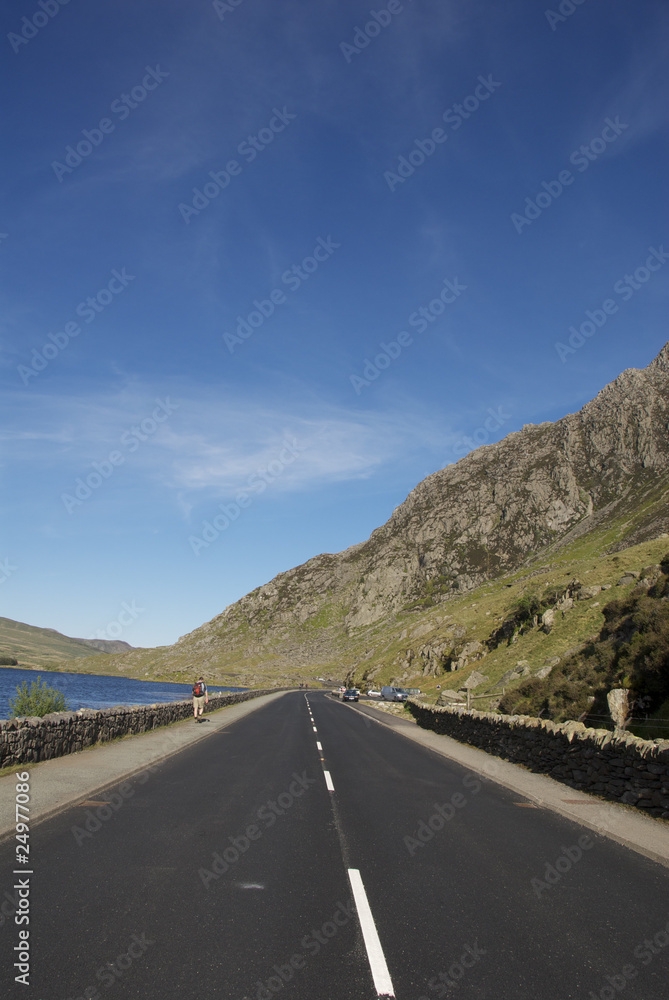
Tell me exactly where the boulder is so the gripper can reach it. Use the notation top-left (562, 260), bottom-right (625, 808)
top-left (437, 689), bottom-right (466, 705)
top-left (577, 585), bottom-right (602, 600)
top-left (462, 670), bottom-right (489, 690)
top-left (607, 688), bottom-right (631, 730)
top-left (541, 608), bottom-right (556, 632)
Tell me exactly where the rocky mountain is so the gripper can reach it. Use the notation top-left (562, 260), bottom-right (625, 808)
top-left (73, 342), bottom-right (669, 684)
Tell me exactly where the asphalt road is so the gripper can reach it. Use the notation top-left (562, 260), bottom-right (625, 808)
top-left (1, 691), bottom-right (668, 999)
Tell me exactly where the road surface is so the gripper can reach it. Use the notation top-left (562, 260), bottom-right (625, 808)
top-left (1, 691), bottom-right (668, 998)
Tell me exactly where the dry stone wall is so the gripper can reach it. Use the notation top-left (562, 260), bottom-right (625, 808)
top-left (0, 689), bottom-right (292, 769)
top-left (406, 699), bottom-right (669, 820)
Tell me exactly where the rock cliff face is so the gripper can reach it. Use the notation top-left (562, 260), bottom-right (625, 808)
top-left (164, 342), bottom-right (669, 673)
top-left (100, 344), bottom-right (669, 680)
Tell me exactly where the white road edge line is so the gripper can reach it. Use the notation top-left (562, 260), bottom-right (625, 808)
top-left (323, 770), bottom-right (335, 792)
top-left (348, 868), bottom-right (395, 998)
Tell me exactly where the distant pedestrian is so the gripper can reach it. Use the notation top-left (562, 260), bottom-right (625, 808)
top-left (193, 676), bottom-right (208, 722)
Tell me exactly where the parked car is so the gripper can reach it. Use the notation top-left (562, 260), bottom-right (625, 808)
top-left (381, 686), bottom-right (409, 702)
top-left (342, 689), bottom-right (359, 702)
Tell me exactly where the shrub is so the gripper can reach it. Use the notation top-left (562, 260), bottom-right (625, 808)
top-left (9, 676), bottom-right (69, 718)
top-left (0, 656), bottom-right (18, 666)
top-left (512, 594), bottom-right (542, 623)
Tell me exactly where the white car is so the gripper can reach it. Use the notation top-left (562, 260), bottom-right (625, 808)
top-left (366, 689), bottom-right (381, 697)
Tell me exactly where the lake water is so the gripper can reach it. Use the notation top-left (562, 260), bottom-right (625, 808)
top-left (0, 666), bottom-right (246, 721)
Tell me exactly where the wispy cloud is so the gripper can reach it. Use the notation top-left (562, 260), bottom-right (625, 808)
top-left (0, 379), bottom-right (457, 503)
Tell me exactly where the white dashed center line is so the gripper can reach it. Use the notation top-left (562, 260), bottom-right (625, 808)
top-left (323, 770), bottom-right (335, 792)
top-left (348, 869), bottom-right (395, 998)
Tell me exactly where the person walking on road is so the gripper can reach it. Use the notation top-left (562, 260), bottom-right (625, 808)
top-left (192, 676), bottom-right (208, 722)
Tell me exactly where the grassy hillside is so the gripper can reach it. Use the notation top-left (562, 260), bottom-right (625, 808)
top-left (0, 617), bottom-right (134, 670)
top-left (498, 554), bottom-right (669, 737)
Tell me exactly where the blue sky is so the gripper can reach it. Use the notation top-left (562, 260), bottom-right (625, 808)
top-left (1, 0), bottom-right (667, 649)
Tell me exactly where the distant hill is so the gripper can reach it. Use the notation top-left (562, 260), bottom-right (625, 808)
top-left (72, 637), bottom-right (135, 655)
top-left (0, 617), bottom-right (134, 670)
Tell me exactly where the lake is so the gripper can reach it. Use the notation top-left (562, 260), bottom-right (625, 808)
top-left (0, 666), bottom-right (246, 721)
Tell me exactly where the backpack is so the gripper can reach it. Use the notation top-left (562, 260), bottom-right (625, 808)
top-left (193, 681), bottom-right (205, 697)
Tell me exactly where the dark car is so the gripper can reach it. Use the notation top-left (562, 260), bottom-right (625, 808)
top-left (342, 689), bottom-right (359, 702)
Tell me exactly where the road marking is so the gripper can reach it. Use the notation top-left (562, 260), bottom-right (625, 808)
top-left (348, 868), bottom-right (395, 998)
top-left (313, 726), bottom-right (318, 732)
top-left (316, 741), bottom-right (322, 750)
top-left (324, 770), bottom-right (335, 792)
